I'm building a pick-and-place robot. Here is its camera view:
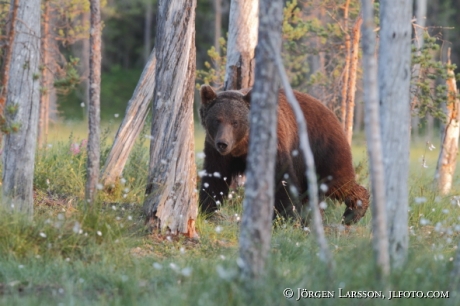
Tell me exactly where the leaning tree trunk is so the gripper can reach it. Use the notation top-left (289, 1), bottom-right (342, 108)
top-left (85, 0), bottom-right (102, 205)
top-left (379, 0), bottom-right (412, 269)
top-left (101, 50), bottom-right (156, 186)
top-left (143, 0), bottom-right (198, 238)
top-left (143, 0), bottom-right (153, 64)
top-left (223, 0), bottom-right (258, 90)
top-left (361, 0), bottom-right (390, 281)
top-left (238, 0), bottom-right (282, 280)
top-left (435, 49), bottom-right (459, 195)
top-left (345, 16), bottom-right (362, 145)
top-left (2, 0), bottom-right (41, 216)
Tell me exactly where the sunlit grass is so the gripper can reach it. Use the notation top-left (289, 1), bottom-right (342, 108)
top-left (0, 122), bottom-right (458, 305)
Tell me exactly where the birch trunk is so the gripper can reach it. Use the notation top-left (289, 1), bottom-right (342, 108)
top-left (223, 0), bottom-right (258, 90)
top-left (345, 16), bottom-right (362, 145)
top-left (101, 50), bottom-right (156, 186)
top-left (85, 0), bottom-right (102, 205)
top-left (143, 0), bottom-right (198, 239)
top-left (239, 0), bottom-right (282, 280)
top-left (361, 0), bottom-right (390, 281)
top-left (379, 0), bottom-right (412, 268)
top-left (2, 0), bottom-right (41, 216)
top-left (435, 49), bottom-right (459, 195)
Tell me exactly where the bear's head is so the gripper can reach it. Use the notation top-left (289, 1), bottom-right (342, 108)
top-left (199, 85), bottom-right (251, 157)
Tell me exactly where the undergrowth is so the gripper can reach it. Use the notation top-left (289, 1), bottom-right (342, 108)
top-left (0, 129), bottom-right (459, 305)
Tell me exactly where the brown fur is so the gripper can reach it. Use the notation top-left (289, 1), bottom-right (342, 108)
top-left (198, 85), bottom-right (369, 225)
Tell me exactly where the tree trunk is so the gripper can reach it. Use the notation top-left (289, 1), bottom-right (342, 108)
top-left (411, 0), bottom-right (427, 141)
top-left (223, 0), bottom-right (258, 90)
top-left (85, 0), bottom-right (102, 205)
top-left (143, 0), bottom-right (153, 64)
top-left (239, 0), bottom-right (282, 280)
top-left (214, 0), bottom-right (222, 56)
top-left (340, 0), bottom-right (351, 129)
top-left (435, 49), bottom-right (459, 195)
top-left (361, 0), bottom-right (390, 281)
top-left (101, 49), bottom-right (156, 186)
top-left (345, 16), bottom-right (362, 145)
top-left (143, 0), bottom-right (198, 239)
top-left (2, 0), bottom-right (41, 216)
top-left (38, 0), bottom-right (53, 148)
top-left (378, 0), bottom-right (412, 269)
top-left (274, 50), bottom-right (336, 282)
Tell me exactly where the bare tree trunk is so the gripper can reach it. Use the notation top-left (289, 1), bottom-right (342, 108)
top-left (38, 0), bottom-right (52, 148)
top-left (361, 0), bottom-right (390, 281)
top-left (214, 0), bottom-right (222, 55)
top-left (411, 0), bottom-right (427, 141)
top-left (379, 0), bottom-right (412, 269)
top-left (340, 0), bottom-right (351, 129)
top-left (143, 0), bottom-right (198, 239)
top-left (85, 0), bottom-right (102, 205)
top-left (2, 0), bottom-right (41, 216)
top-left (274, 50), bottom-right (336, 281)
top-left (435, 49), bottom-right (459, 195)
top-left (239, 0), bottom-right (282, 280)
top-left (143, 0), bottom-right (153, 64)
top-left (223, 0), bottom-right (258, 90)
top-left (101, 49), bottom-right (156, 186)
top-left (345, 16), bottom-right (362, 145)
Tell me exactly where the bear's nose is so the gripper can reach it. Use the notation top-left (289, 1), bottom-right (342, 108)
top-left (217, 142), bottom-right (228, 151)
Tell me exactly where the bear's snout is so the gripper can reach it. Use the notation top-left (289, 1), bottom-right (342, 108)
top-left (216, 141), bottom-right (228, 152)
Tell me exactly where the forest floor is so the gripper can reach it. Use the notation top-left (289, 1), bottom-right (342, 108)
top-left (0, 122), bottom-right (458, 305)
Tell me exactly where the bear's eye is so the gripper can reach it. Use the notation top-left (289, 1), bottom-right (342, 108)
top-left (231, 120), bottom-right (238, 127)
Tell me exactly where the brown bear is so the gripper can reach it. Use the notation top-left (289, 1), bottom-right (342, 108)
top-left (198, 85), bottom-right (369, 225)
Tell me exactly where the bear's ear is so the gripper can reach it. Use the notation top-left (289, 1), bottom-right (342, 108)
top-left (242, 88), bottom-right (252, 105)
top-left (200, 85), bottom-right (217, 105)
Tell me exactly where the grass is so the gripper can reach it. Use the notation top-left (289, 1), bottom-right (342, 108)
top-left (0, 122), bottom-right (459, 305)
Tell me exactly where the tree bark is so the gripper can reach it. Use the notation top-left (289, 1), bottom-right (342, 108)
top-left (340, 0), bottom-right (351, 129)
top-left (411, 0), bottom-right (427, 140)
top-left (2, 0), bottom-right (41, 216)
top-left (143, 0), bottom-right (153, 64)
top-left (345, 15), bottom-right (362, 145)
top-left (361, 0), bottom-right (390, 281)
top-left (238, 0), bottom-right (282, 280)
top-left (435, 49), bottom-right (459, 195)
top-left (214, 0), bottom-right (222, 56)
top-left (38, 0), bottom-right (53, 148)
top-left (379, 0), bottom-right (412, 268)
top-left (223, 0), bottom-right (258, 90)
top-left (85, 0), bottom-right (102, 205)
top-left (101, 49), bottom-right (156, 186)
top-left (143, 0), bottom-right (198, 239)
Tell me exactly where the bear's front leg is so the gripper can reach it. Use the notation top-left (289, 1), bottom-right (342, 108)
top-left (198, 144), bottom-right (233, 215)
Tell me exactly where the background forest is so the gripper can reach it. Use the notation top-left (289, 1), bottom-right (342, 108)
top-left (1, 0), bottom-right (458, 127)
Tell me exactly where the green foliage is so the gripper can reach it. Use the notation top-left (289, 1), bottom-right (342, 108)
top-left (411, 33), bottom-right (459, 122)
top-left (53, 56), bottom-right (81, 94)
top-left (196, 37), bottom-right (227, 88)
